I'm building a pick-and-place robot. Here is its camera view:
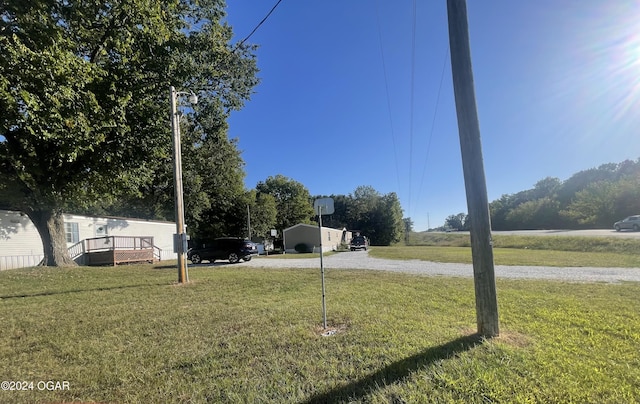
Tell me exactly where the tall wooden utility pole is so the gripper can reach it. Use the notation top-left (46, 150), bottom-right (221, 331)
top-left (446, 0), bottom-right (499, 337)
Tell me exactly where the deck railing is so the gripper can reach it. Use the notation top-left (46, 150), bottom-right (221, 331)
top-left (81, 236), bottom-right (160, 266)
top-left (1, 236), bottom-right (163, 270)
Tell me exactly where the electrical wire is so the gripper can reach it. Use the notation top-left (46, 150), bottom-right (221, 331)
top-left (408, 0), bottom-right (417, 218)
top-left (375, 0), bottom-right (402, 196)
top-left (237, 0), bottom-right (284, 47)
top-left (417, 45), bottom-right (449, 208)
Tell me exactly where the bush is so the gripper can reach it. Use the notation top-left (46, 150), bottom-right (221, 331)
top-left (294, 243), bottom-right (312, 253)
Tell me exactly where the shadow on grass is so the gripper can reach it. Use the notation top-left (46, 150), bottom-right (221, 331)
top-left (0, 282), bottom-right (169, 299)
top-left (305, 333), bottom-right (485, 403)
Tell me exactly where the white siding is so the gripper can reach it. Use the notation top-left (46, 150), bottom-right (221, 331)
top-left (0, 210), bottom-right (44, 257)
top-left (63, 214), bottom-right (175, 260)
top-left (0, 210), bottom-right (176, 269)
top-left (283, 223), bottom-right (348, 253)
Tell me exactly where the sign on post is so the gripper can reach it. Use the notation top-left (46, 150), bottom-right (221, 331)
top-left (314, 197), bottom-right (335, 216)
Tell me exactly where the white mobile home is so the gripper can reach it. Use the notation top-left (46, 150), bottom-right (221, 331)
top-left (0, 209), bottom-right (176, 270)
top-left (283, 223), bottom-right (352, 253)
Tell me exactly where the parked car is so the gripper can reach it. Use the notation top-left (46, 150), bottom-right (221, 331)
top-left (350, 236), bottom-right (369, 251)
top-left (187, 237), bottom-right (258, 264)
top-left (614, 215), bottom-right (640, 232)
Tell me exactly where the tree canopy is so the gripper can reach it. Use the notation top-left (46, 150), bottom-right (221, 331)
top-left (443, 159), bottom-right (640, 231)
top-left (256, 175), bottom-right (314, 231)
top-left (0, 0), bottom-right (259, 265)
top-left (314, 185), bottom-right (405, 246)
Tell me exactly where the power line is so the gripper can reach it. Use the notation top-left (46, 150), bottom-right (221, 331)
top-left (417, 45), bottom-right (450, 209)
top-left (375, 0), bottom-right (402, 196)
top-left (237, 0), bottom-right (284, 47)
top-left (408, 0), bottom-right (417, 218)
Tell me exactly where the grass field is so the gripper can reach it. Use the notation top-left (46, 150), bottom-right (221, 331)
top-left (393, 233), bottom-right (640, 268)
top-left (1, 262), bottom-right (640, 403)
top-left (369, 246), bottom-right (640, 268)
top-left (407, 232), bottom-right (640, 254)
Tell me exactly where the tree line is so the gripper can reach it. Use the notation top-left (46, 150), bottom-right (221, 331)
top-left (443, 159), bottom-right (640, 231)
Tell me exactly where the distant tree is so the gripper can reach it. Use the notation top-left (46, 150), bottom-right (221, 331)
top-left (249, 191), bottom-right (278, 239)
top-left (557, 163), bottom-right (620, 206)
top-left (532, 177), bottom-right (562, 200)
top-left (256, 175), bottom-right (314, 231)
top-left (560, 181), bottom-right (617, 227)
top-left (311, 186), bottom-right (404, 245)
top-left (613, 176), bottom-right (640, 217)
top-left (403, 217), bottom-right (414, 233)
top-left (445, 213), bottom-right (468, 231)
top-left (0, 0), bottom-right (258, 266)
top-left (505, 197), bottom-right (560, 229)
top-left (371, 192), bottom-right (404, 245)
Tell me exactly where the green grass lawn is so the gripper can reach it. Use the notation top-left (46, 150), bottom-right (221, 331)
top-left (370, 245), bottom-right (640, 267)
top-left (385, 233), bottom-right (640, 268)
top-left (1, 263), bottom-right (639, 403)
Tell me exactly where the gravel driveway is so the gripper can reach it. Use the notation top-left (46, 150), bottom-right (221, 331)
top-left (241, 250), bottom-right (640, 284)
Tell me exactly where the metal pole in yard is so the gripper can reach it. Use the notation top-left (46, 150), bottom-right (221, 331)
top-left (318, 206), bottom-right (327, 329)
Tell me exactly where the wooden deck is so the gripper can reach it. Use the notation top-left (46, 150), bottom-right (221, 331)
top-left (69, 236), bottom-right (161, 266)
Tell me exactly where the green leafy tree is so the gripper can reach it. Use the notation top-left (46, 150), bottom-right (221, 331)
top-left (372, 192), bottom-right (404, 245)
top-left (256, 175), bottom-right (314, 231)
top-left (505, 197), bottom-right (560, 229)
top-left (248, 190), bottom-right (277, 239)
top-left (0, 0), bottom-right (258, 266)
top-left (403, 217), bottom-right (414, 233)
top-left (445, 213), bottom-right (468, 231)
top-left (346, 186), bottom-right (404, 245)
top-left (560, 181), bottom-right (617, 227)
top-left (613, 176), bottom-right (640, 217)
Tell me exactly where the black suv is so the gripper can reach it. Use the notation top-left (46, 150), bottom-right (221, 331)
top-left (187, 237), bottom-right (258, 264)
top-left (350, 236), bottom-right (369, 251)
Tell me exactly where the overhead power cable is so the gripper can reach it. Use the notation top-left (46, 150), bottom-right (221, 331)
top-left (237, 0), bottom-right (284, 47)
top-left (408, 0), bottom-right (417, 218)
top-left (417, 45), bottom-right (450, 207)
top-left (375, 0), bottom-right (402, 195)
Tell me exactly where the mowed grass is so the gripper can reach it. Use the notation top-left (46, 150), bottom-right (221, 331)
top-left (1, 263), bottom-right (640, 403)
top-left (395, 233), bottom-right (640, 267)
top-left (370, 246), bottom-right (640, 267)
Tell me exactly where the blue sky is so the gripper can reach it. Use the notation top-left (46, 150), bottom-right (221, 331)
top-left (224, 0), bottom-right (640, 231)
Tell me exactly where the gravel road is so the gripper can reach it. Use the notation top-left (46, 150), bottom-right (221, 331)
top-left (239, 250), bottom-right (640, 284)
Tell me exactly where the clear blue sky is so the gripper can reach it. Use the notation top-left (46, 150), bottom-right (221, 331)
top-left (224, 0), bottom-right (640, 231)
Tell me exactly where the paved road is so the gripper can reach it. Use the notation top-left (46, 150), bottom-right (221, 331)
top-left (240, 250), bottom-right (640, 284)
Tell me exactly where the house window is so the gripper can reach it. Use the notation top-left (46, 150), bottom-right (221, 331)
top-left (328, 232), bottom-right (331, 241)
top-left (95, 224), bottom-right (108, 237)
top-left (65, 222), bottom-right (79, 243)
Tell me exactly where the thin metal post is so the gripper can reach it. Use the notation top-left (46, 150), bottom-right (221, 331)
top-left (318, 206), bottom-right (327, 329)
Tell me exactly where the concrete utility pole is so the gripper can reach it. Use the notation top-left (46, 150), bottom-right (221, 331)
top-left (446, 0), bottom-right (499, 337)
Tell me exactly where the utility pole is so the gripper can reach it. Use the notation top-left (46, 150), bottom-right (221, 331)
top-left (170, 86), bottom-right (197, 284)
top-left (446, 0), bottom-right (499, 337)
top-left (247, 204), bottom-right (252, 240)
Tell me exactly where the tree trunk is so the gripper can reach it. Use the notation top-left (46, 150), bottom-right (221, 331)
top-left (26, 208), bottom-right (77, 267)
